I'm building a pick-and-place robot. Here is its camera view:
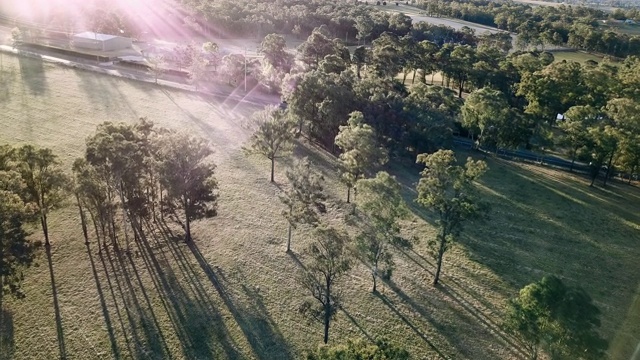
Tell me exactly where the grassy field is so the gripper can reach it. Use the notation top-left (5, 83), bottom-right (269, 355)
top-left (0, 53), bottom-right (639, 360)
top-left (602, 23), bottom-right (640, 36)
top-left (549, 50), bottom-right (619, 65)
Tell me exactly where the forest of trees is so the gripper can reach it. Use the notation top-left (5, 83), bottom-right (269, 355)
top-left (269, 23), bottom-right (640, 185)
top-left (416, 0), bottom-right (640, 57)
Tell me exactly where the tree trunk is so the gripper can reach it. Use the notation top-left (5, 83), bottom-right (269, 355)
top-left (41, 213), bottom-right (50, 247)
top-left (323, 279), bottom-right (331, 344)
top-left (569, 150), bottom-right (577, 172)
top-left (372, 263), bottom-right (378, 293)
top-left (356, 64), bottom-right (361, 79)
top-left (118, 182), bottom-right (130, 251)
top-left (433, 231), bottom-right (447, 286)
top-left (270, 157), bottom-right (275, 182)
top-left (458, 80), bottom-right (464, 98)
top-left (589, 162), bottom-right (600, 187)
top-left (184, 196), bottom-right (191, 242)
top-left (286, 223), bottom-right (292, 252)
top-left (603, 150), bottom-right (615, 187)
top-left (412, 69), bottom-right (417, 84)
top-left (346, 186), bottom-right (351, 204)
top-left (75, 193), bottom-right (90, 245)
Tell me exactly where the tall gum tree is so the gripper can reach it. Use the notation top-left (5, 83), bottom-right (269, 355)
top-left (415, 150), bottom-right (487, 286)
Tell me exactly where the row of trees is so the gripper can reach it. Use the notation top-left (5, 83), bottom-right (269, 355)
top-left (417, 0), bottom-right (640, 57)
top-left (243, 103), bottom-right (607, 359)
top-left (181, 0), bottom-right (416, 40)
top-left (244, 99), bottom-right (489, 340)
top-left (277, 21), bottom-right (640, 183)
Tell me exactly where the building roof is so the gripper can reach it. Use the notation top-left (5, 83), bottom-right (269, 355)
top-left (74, 32), bottom-right (119, 41)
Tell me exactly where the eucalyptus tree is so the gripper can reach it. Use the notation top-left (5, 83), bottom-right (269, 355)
top-left (335, 111), bottom-right (388, 203)
top-left (355, 171), bottom-right (408, 293)
top-left (415, 150), bottom-right (487, 286)
top-left (280, 157), bottom-right (326, 252)
top-left (156, 132), bottom-right (218, 242)
top-left (244, 105), bottom-right (296, 183)
top-left (299, 225), bottom-right (352, 344)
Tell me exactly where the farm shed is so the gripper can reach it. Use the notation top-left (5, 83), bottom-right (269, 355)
top-left (73, 32), bottom-right (132, 51)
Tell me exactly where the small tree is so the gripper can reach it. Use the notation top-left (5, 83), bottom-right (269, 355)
top-left (156, 132), bottom-right (218, 242)
top-left (280, 157), bottom-right (326, 252)
top-left (173, 43), bottom-right (197, 70)
top-left (306, 338), bottom-right (410, 359)
top-left (355, 171), bottom-right (408, 293)
top-left (259, 33), bottom-right (292, 72)
top-left (335, 111), bottom-right (388, 203)
top-left (352, 46), bottom-right (368, 78)
top-left (10, 28), bottom-right (22, 47)
top-left (504, 275), bottom-right (608, 360)
top-left (299, 226), bottom-right (352, 344)
top-left (202, 41), bottom-right (221, 71)
top-left (221, 54), bottom-right (246, 85)
top-left (415, 150), bottom-right (487, 286)
top-left (0, 145), bottom-right (39, 300)
top-left (147, 55), bottom-right (165, 84)
top-left (244, 105), bottom-right (296, 182)
top-left (0, 182), bottom-right (39, 301)
top-left (188, 52), bottom-right (209, 91)
top-left (15, 146), bottom-right (69, 248)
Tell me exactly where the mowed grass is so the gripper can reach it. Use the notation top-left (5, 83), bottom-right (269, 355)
top-left (550, 50), bottom-right (616, 65)
top-left (0, 53), bottom-right (639, 360)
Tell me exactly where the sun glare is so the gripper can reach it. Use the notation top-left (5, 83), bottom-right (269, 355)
top-left (2, 0), bottom-right (152, 21)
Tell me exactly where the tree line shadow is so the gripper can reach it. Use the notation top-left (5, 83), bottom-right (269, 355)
top-left (0, 306), bottom-right (14, 360)
top-left (17, 54), bottom-right (48, 96)
top-left (80, 209), bottom-right (294, 359)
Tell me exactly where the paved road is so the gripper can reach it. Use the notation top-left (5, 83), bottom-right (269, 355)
top-left (387, 3), bottom-right (511, 35)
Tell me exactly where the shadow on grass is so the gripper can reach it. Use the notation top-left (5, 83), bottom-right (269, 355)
top-left (100, 240), bottom-right (164, 359)
top-left (0, 64), bottom-right (17, 103)
top-left (374, 291), bottom-right (449, 359)
top-left (45, 244), bottom-right (67, 360)
top-left (184, 237), bottom-right (294, 360)
top-left (130, 220), bottom-right (240, 360)
top-left (448, 156), bottom-right (640, 358)
top-left (85, 241), bottom-right (120, 359)
top-left (18, 55), bottom-right (47, 95)
top-left (0, 307), bottom-right (14, 360)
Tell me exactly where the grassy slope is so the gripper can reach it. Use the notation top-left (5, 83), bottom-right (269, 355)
top-left (0, 54), bottom-right (639, 360)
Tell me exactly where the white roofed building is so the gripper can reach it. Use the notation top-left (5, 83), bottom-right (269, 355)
top-left (73, 32), bottom-right (132, 51)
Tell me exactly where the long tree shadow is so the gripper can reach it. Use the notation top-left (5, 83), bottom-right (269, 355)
top-left (0, 307), bottom-right (14, 360)
top-left (0, 65), bottom-right (16, 104)
top-left (184, 236), bottom-right (293, 360)
top-left (45, 244), bottom-right (67, 360)
top-left (17, 54), bottom-right (47, 95)
top-left (130, 220), bottom-right (240, 360)
top-left (85, 241), bottom-right (120, 359)
top-left (99, 240), bottom-right (154, 359)
top-left (374, 292), bottom-right (449, 359)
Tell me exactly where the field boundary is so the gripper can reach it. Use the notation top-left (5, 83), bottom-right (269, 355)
top-left (0, 44), bottom-right (277, 107)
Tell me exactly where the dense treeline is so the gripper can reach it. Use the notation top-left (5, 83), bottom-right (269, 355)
top-left (417, 0), bottom-right (640, 57)
top-left (273, 20), bottom-right (640, 183)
